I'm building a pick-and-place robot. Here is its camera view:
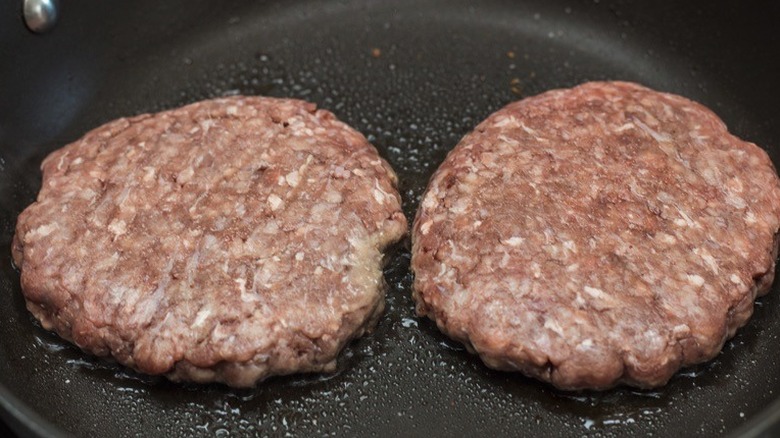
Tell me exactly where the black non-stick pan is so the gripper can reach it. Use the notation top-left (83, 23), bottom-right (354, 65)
top-left (2, 0), bottom-right (780, 436)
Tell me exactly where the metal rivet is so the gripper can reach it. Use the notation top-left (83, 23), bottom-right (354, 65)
top-left (23, 0), bottom-right (59, 34)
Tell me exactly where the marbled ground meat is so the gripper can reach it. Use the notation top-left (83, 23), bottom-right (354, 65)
top-left (13, 96), bottom-right (407, 387)
top-left (412, 81), bottom-right (780, 390)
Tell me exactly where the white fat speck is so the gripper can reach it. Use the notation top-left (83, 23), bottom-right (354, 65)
top-left (268, 194), bottom-right (283, 211)
top-left (584, 286), bottom-right (606, 299)
top-left (213, 217), bottom-right (227, 231)
top-left (94, 251), bottom-right (120, 271)
top-left (656, 232), bottom-right (677, 244)
top-left (497, 134), bottom-right (520, 146)
top-left (352, 168), bottom-right (366, 177)
top-left (493, 116), bottom-right (518, 128)
top-left (133, 259), bottom-right (173, 325)
top-left (420, 220), bottom-right (433, 235)
top-left (277, 175), bottom-right (285, 185)
top-left (628, 181), bottom-right (645, 198)
top-left (499, 251), bottom-right (510, 268)
top-left (503, 236), bottom-right (524, 246)
top-left (422, 194), bottom-right (437, 210)
top-left (108, 219), bottom-right (127, 236)
top-left (544, 318), bottom-right (564, 336)
top-left (730, 273), bottom-right (742, 284)
top-left (531, 262), bottom-right (541, 279)
top-left (519, 122), bottom-right (539, 137)
top-left (314, 266), bottom-right (323, 275)
top-left (142, 166), bottom-right (156, 182)
top-left (199, 119), bottom-right (215, 135)
top-left (566, 263), bottom-right (579, 272)
top-left (643, 329), bottom-right (664, 347)
top-left (203, 234), bottom-right (218, 250)
top-left (55, 152), bottom-right (70, 170)
top-left (694, 247), bottom-right (720, 274)
top-left (578, 338), bottom-right (594, 349)
top-left (325, 190), bottom-right (342, 203)
top-left (373, 188), bottom-right (385, 203)
top-left (634, 118), bottom-right (671, 142)
top-left (473, 220), bottom-right (482, 228)
top-left (188, 126), bottom-right (200, 134)
top-left (185, 248), bottom-right (201, 286)
top-left (193, 308), bottom-right (211, 328)
top-left (436, 263), bottom-right (448, 279)
top-left (745, 211), bottom-right (757, 224)
top-left (542, 228), bottom-right (554, 244)
top-left (243, 275), bottom-right (261, 301)
top-left (235, 203), bottom-right (246, 216)
top-left (116, 185), bottom-right (133, 207)
top-left (295, 252), bottom-right (304, 261)
top-left (687, 274), bottom-right (705, 287)
top-left (449, 198), bottom-right (469, 214)
top-left (726, 195), bottom-right (747, 209)
top-left (235, 278), bottom-right (246, 295)
top-left (373, 179), bottom-right (391, 204)
top-left (106, 284), bottom-right (130, 306)
top-left (574, 292), bottom-right (586, 308)
top-left (226, 105), bottom-right (238, 115)
top-left (333, 166), bottom-right (350, 179)
top-left (675, 206), bottom-right (697, 228)
top-left (285, 170), bottom-right (300, 187)
top-left (700, 167), bottom-right (717, 184)
top-left (614, 123), bottom-right (634, 132)
top-left (27, 223), bottom-right (58, 239)
top-left (727, 177), bottom-right (744, 193)
top-left (674, 218), bottom-right (688, 227)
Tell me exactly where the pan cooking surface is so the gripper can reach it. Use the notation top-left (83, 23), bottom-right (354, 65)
top-left (1, 0), bottom-right (779, 436)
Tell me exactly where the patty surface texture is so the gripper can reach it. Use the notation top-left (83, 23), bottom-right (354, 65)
top-left (14, 96), bottom-right (407, 387)
top-left (411, 81), bottom-right (780, 390)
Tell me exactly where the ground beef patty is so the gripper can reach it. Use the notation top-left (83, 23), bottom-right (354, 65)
top-left (411, 81), bottom-right (780, 390)
top-left (13, 96), bottom-right (407, 387)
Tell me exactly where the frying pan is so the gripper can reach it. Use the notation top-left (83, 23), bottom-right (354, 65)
top-left (2, 0), bottom-right (780, 436)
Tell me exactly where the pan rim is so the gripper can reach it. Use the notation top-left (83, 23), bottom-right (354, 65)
top-left (727, 396), bottom-right (780, 438)
top-left (0, 380), bottom-right (68, 438)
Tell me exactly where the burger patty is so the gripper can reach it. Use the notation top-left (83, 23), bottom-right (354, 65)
top-left (411, 81), bottom-right (780, 390)
top-left (13, 96), bottom-right (407, 387)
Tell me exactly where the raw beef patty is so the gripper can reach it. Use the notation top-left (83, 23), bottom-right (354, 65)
top-left (13, 96), bottom-right (407, 387)
top-left (411, 81), bottom-right (780, 390)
